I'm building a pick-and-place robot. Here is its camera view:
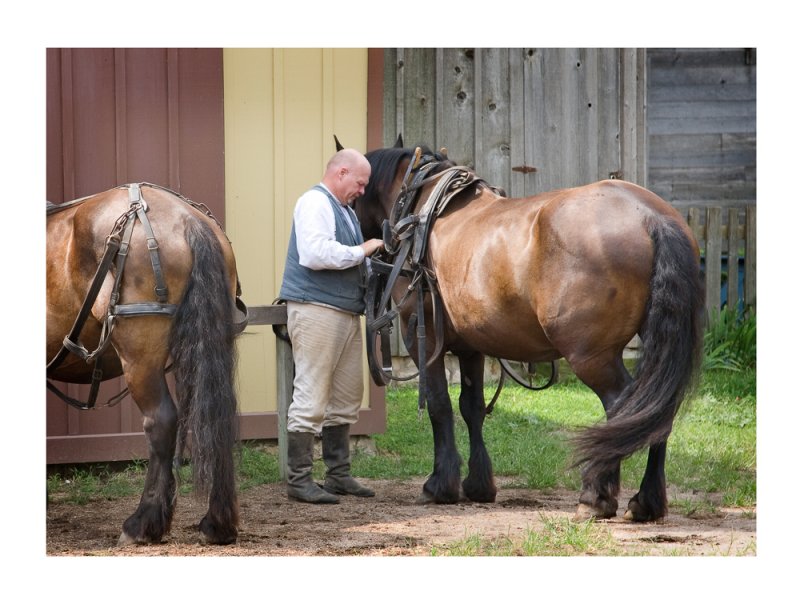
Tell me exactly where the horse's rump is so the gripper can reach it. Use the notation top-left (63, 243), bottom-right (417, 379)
top-left (46, 184), bottom-right (241, 384)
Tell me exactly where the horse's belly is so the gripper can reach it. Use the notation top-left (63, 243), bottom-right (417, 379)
top-left (446, 305), bottom-right (556, 362)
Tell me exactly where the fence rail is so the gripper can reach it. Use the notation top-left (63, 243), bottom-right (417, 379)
top-left (685, 204), bottom-right (756, 314)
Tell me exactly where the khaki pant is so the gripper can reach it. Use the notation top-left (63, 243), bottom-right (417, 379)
top-left (286, 301), bottom-right (364, 434)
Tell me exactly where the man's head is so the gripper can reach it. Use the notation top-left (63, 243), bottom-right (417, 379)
top-left (322, 148), bottom-right (371, 205)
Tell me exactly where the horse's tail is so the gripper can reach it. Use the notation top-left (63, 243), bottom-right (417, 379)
top-left (169, 217), bottom-right (239, 542)
top-left (574, 216), bottom-right (705, 480)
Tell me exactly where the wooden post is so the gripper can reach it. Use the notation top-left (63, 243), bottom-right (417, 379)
top-left (705, 207), bottom-right (722, 316)
top-left (245, 303), bottom-right (291, 480)
top-left (275, 331), bottom-right (293, 481)
top-left (744, 205), bottom-right (756, 309)
top-left (727, 208), bottom-right (740, 311)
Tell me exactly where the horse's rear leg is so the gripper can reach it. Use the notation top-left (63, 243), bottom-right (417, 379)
top-left (119, 367), bottom-right (178, 545)
top-left (570, 353), bottom-right (631, 520)
top-left (419, 358), bottom-right (462, 504)
top-left (457, 351), bottom-right (496, 502)
top-left (625, 442), bottom-right (668, 521)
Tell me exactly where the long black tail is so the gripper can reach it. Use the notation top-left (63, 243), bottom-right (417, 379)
top-left (169, 218), bottom-right (239, 536)
top-left (575, 216), bottom-right (705, 479)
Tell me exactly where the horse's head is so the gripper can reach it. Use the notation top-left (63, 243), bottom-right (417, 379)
top-left (353, 142), bottom-right (455, 240)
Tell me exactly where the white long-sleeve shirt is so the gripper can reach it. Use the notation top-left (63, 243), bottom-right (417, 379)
top-left (293, 184), bottom-right (366, 271)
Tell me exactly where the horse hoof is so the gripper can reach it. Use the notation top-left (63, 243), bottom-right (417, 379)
top-left (623, 498), bottom-right (664, 523)
top-left (415, 490), bottom-right (436, 505)
top-left (624, 508), bottom-right (664, 523)
top-left (199, 516), bottom-right (238, 545)
top-left (574, 502), bottom-right (616, 522)
top-left (118, 532), bottom-right (137, 546)
top-left (573, 503), bottom-right (595, 522)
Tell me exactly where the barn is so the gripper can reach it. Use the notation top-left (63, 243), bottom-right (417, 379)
top-left (46, 48), bottom-right (756, 464)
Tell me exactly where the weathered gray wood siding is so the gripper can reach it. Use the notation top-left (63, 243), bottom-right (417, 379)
top-left (378, 47), bottom-right (756, 362)
top-left (382, 48), bottom-right (647, 196)
top-left (647, 48), bottom-right (756, 208)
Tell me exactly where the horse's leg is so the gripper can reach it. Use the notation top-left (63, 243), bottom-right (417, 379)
top-left (118, 358), bottom-right (178, 545)
top-left (418, 356), bottom-right (462, 504)
top-left (625, 441), bottom-right (668, 521)
top-left (457, 351), bottom-right (496, 502)
top-left (569, 352), bottom-right (632, 520)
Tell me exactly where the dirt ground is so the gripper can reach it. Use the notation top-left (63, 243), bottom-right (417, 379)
top-left (46, 476), bottom-right (756, 557)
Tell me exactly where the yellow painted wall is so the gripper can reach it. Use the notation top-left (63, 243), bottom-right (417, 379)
top-left (223, 48), bottom-right (369, 414)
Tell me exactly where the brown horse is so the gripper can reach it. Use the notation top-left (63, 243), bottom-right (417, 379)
top-left (46, 183), bottom-right (246, 544)
top-left (353, 142), bottom-right (704, 522)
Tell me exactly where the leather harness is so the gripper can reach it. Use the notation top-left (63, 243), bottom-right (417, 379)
top-left (46, 182), bottom-right (248, 410)
top-left (365, 150), bottom-right (557, 415)
top-left (365, 151), bottom-right (483, 413)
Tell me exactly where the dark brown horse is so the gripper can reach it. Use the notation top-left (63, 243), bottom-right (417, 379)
top-left (353, 142), bottom-right (704, 522)
top-left (46, 183), bottom-right (246, 544)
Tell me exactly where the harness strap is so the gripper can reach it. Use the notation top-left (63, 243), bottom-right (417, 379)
top-left (365, 158), bottom-right (463, 391)
top-left (113, 303), bottom-right (178, 317)
top-left (129, 184), bottom-right (170, 302)
top-left (46, 220), bottom-right (125, 375)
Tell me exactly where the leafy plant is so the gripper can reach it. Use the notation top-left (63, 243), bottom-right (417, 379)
top-left (703, 307), bottom-right (756, 371)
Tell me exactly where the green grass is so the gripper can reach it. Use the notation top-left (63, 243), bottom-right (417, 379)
top-left (47, 365), bottom-right (756, 520)
top-left (47, 461), bottom-right (146, 505)
top-left (430, 515), bottom-right (620, 556)
top-left (350, 365), bottom-right (757, 507)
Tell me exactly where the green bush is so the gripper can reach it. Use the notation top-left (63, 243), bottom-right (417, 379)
top-left (703, 307), bottom-right (756, 371)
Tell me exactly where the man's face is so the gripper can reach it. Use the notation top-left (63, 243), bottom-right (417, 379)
top-left (340, 164), bottom-right (371, 204)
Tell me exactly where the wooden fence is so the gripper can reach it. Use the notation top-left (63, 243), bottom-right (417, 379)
top-left (686, 204), bottom-right (756, 315)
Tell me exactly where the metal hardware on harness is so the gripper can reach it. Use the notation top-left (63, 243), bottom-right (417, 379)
top-left (365, 152), bottom-right (559, 415)
top-left (365, 152), bottom-right (479, 413)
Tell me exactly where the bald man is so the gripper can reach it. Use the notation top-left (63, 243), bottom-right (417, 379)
top-left (279, 148), bottom-right (384, 504)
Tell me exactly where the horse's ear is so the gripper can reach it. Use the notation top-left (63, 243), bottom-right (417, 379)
top-left (394, 134), bottom-right (404, 148)
top-left (334, 135), bottom-right (344, 152)
top-left (439, 147), bottom-right (448, 158)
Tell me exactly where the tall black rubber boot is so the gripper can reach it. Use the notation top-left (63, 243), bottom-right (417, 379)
top-left (286, 431), bottom-right (339, 504)
top-left (322, 424), bottom-right (375, 497)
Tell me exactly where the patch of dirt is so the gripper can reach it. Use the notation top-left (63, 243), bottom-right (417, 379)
top-left (46, 477), bottom-right (756, 556)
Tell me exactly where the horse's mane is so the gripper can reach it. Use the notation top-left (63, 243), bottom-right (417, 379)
top-left (363, 145), bottom-right (451, 200)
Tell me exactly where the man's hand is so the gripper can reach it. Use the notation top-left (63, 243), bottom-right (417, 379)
top-left (361, 238), bottom-right (384, 257)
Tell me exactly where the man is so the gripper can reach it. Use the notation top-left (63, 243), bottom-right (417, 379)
top-left (279, 148), bottom-right (384, 504)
